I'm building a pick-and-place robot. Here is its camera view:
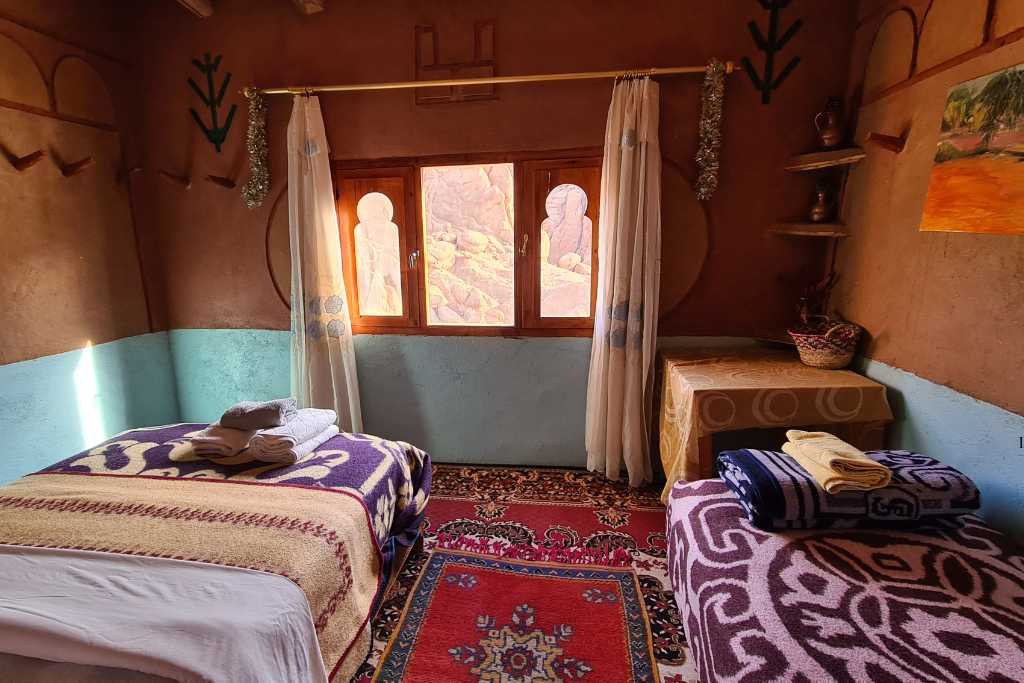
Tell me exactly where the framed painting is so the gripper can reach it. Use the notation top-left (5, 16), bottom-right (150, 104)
top-left (920, 62), bottom-right (1024, 235)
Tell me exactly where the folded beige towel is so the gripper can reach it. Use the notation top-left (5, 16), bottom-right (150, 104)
top-left (782, 429), bottom-right (892, 493)
top-left (192, 423), bottom-right (256, 459)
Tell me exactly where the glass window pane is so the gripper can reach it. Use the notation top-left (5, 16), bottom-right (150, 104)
top-left (354, 192), bottom-right (403, 316)
top-left (421, 163), bottom-right (515, 326)
top-left (540, 183), bottom-right (592, 318)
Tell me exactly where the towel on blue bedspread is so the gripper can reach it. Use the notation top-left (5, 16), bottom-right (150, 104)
top-left (716, 449), bottom-right (980, 530)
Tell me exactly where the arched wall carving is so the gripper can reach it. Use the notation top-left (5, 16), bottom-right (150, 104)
top-left (917, 0), bottom-right (988, 72)
top-left (863, 7), bottom-right (919, 97)
top-left (265, 185), bottom-right (291, 311)
top-left (858, 0), bottom-right (1024, 106)
top-left (993, 0), bottom-right (1024, 37)
top-left (52, 54), bottom-right (117, 126)
top-left (0, 32), bottom-right (49, 108)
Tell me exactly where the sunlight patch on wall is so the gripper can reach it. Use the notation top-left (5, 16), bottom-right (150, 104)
top-left (73, 342), bottom-right (106, 448)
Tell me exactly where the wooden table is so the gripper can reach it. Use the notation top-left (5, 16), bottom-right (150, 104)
top-left (657, 347), bottom-right (893, 501)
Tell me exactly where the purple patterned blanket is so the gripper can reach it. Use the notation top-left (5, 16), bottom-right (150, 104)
top-left (667, 480), bottom-right (1024, 683)
top-left (39, 423), bottom-right (431, 586)
top-left (716, 448), bottom-right (980, 530)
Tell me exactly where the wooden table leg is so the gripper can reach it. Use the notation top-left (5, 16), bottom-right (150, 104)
top-left (697, 435), bottom-right (715, 480)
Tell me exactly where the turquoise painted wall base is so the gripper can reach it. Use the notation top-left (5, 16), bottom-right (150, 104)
top-left (169, 329), bottom-right (594, 468)
top-left (2, 329), bottom-right (1021, 543)
top-left (0, 333), bottom-right (180, 483)
top-left (168, 328), bottom-right (291, 422)
top-left (856, 358), bottom-right (1024, 544)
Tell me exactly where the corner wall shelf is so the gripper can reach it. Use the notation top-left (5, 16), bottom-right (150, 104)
top-left (769, 222), bottom-right (849, 238)
top-left (784, 146), bottom-right (865, 172)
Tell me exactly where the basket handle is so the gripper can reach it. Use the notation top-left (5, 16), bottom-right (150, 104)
top-left (824, 323), bottom-right (852, 339)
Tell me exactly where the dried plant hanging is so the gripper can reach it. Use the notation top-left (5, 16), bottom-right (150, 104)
top-left (241, 87), bottom-right (270, 209)
top-left (188, 53), bottom-right (237, 152)
top-left (695, 59), bottom-right (726, 201)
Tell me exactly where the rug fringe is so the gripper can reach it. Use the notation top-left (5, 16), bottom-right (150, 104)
top-left (432, 533), bottom-right (634, 567)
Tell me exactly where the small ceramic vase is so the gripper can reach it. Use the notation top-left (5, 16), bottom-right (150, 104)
top-left (809, 182), bottom-right (835, 223)
top-left (814, 97), bottom-right (844, 149)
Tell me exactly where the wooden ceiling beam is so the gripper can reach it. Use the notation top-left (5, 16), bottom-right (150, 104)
top-left (175, 0), bottom-right (214, 18)
top-left (291, 0), bottom-right (326, 15)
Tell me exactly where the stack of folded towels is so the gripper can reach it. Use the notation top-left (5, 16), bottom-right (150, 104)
top-left (191, 398), bottom-right (340, 465)
top-left (716, 429), bottom-right (981, 530)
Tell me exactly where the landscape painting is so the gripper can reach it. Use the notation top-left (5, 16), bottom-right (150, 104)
top-left (920, 62), bottom-right (1024, 234)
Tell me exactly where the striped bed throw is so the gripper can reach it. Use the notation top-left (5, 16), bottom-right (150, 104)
top-left (716, 448), bottom-right (980, 530)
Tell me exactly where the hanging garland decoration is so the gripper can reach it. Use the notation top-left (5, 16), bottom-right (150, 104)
top-left (241, 87), bottom-right (270, 209)
top-left (695, 59), bottom-right (726, 201)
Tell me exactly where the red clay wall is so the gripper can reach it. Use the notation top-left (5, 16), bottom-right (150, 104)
top-left (130, 0), bottom-right (858, 337)
top-left (836, 0), bottom-right (1024, 414)
top-left (0, 0), bottom-right (150, 363)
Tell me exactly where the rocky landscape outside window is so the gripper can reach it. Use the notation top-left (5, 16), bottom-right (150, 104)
top-left (420, 163), bottom-right (515, 326)
top-left (540, 183), bottom-right (593, 318)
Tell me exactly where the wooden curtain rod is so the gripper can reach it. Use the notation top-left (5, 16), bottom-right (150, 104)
top-left (249, 62), bottom-right (736, 96)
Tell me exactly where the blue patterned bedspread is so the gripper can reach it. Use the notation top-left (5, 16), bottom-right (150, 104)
top-left (38, 423), bottom-right (431, 571)
top-left (716, 448), bottom-right (980, 530)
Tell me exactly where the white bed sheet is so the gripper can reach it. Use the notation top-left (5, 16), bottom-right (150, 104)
top-left (0, 545), bottom-right (328, 683)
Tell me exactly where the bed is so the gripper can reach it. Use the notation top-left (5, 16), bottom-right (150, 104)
top-left (0, 423), bottom-right (431, 683)
top-left (666, 479), bottom-right (1024, 683)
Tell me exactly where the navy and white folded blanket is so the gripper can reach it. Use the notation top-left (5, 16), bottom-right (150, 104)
top-left (716, 448), bottom-right (981, 530)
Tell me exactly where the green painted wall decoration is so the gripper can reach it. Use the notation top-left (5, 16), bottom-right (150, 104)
top-left (188, 52), bottom-right (237, 152)
top-left (741, 0), bottom-right (802, 105)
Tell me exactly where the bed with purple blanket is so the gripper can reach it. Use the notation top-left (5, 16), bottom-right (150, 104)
top-left (667, 479), bottom-right (1024, 683)
top-left (0, 423), bottom-right (431, 682)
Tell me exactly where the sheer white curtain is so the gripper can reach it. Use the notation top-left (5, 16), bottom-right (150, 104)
top-left (585, 78), bottom-right (661, 486)
top-left (287, 95), bottom-right (363, 432)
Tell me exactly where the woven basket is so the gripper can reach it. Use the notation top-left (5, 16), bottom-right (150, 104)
top-left (788, 319), bottom-right (862, 369)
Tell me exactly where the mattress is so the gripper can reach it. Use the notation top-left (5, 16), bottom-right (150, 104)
top-left (0, 423), bottom-right (431, 682)
top-left (666, 479), bottom-right (1024, 683)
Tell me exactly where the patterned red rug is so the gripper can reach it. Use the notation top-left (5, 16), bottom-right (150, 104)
top-left (374, 550), bottom-right (659, 682)
top-left (354, 465), bottom-right (695, 683)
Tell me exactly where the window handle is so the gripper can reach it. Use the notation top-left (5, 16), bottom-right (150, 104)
top-left (519, 233), bottom-right (529, 256)
top-left (408, 249), bottom-right (420, 269)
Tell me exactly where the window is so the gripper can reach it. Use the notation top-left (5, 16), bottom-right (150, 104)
top-left (522, 158), bottom-right (601, 330)
top-left (336, 167), bottom-right (420, 329)
top-left (421, 163), bottom-right (515, 326)
top-left (354, 192), bottom-right (403, 316)
top-left (541, 183), bottom-right (593, 318)
top-left (334, 151), bottom-right (600, 335)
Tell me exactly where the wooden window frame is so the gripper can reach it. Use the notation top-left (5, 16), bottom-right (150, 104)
top-left (336, 166), bottom-right (421, 331)
top-left (333, 147), bottom-right (602, 337)
top-left (521, 157), bottom-right (601, 330)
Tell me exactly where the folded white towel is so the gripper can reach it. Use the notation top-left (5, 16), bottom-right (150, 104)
top-left (220, 398), bottom-right (297, 431)
top-left (249, 408), bottom-right (337, 458)
top-left (192, 423), bottom-right (256, 459)
top-left (252, 424), bottom-right (339, 464)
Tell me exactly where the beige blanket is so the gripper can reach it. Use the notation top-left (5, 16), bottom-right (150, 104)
top-left (782, 429), bottom-right (892, 493)
top-left (0, 473), bottom-right (379, 682)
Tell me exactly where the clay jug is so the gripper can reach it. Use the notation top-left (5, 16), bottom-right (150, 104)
top-left (809, 183), bottom-right (836, 223)
top-left (814, 97), bottom-right (844, 149)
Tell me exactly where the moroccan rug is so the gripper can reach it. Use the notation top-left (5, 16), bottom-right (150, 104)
top-left (374, 550), bottom-right (659, 682)
top-left (354, 465), bottom-right (696, 683)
